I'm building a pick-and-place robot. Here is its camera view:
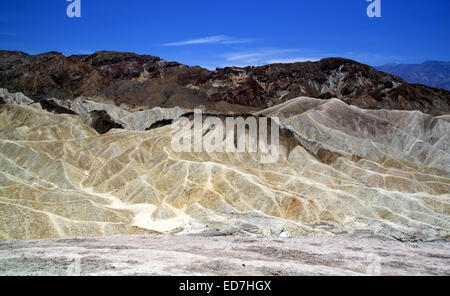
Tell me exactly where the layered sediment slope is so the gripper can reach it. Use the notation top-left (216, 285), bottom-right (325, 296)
top-left (0, 93), bottom-right (448, 241)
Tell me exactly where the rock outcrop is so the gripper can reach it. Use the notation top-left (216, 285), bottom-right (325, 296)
top-left (42, 96), bottom-right (186, 131)
top-left (1, 51), bottom-right (449, 115)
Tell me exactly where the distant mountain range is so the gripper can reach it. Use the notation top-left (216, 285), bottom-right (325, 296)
top-left (376, 61), bottom-right (450, 91)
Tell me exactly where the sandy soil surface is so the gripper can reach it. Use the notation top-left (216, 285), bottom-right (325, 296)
top-left (0, 232), bottom-right (448, 276)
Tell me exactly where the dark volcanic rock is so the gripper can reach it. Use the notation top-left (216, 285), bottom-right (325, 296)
top-left (88, 110), bottom-right (124, 134)
top-left (78, 51), bottom-right (183, 80)
top-left (38, 99), bottom-right (77, 115)
top-left (0, 50), bottom-right (449, 115)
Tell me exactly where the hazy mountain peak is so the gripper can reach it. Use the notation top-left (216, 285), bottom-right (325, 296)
top-left (377, 61), bottom-right (450, 90)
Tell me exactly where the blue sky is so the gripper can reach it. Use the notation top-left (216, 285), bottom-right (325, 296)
top-left (0, 0), bottom-right (449, 69)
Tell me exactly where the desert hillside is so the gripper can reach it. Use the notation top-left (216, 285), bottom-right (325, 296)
top-left (0, 87), bottom-right (448, 241)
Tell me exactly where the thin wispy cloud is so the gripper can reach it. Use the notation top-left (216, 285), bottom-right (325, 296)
top-left (312, 51), bottom-right (404, 66)
top-left (266, 57), bottom-right (319, 64)
top-left (75, 49), bottom-right (96, 55)
top-left (162, 35), bottom-right (253, 46)
top-left (219, 48), bottom-right (320, 67)
top-left (224, 49), bottom-right (297, 62)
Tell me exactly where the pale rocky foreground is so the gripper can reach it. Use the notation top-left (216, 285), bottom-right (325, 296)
top-left (0, 233), bottom-right (448, 276)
